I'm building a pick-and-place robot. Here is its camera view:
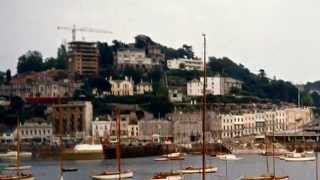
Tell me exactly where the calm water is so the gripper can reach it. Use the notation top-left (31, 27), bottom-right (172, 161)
top-left (0, 154), bottom-right (318, 180)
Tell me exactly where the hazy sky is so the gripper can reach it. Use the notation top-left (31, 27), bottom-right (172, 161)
top-left (1, 0), bottom-right (319, 83)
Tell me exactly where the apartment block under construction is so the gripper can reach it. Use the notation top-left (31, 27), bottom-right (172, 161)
top-left (68, 41), bottom-right (99, 76)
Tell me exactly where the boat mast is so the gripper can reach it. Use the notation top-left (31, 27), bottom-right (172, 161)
top-left (16, 115), bottom-right (21, 177)
top-left (116, 108), bottom-right (122, 179)
top-left (272, 107), bottom-right (276, 177)
top-left (265, 118), bottom-right (269, 174)
top-left (202, 33), bottom-right (207, 180)
top-left (59, 108), bottom-right (64, 180)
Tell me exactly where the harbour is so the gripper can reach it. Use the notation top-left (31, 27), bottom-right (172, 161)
top-left (0, 154), bottom-right (317, 180)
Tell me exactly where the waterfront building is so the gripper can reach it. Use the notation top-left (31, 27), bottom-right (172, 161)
top-left (167, 58), bottom-right (204, 71)
top-left (68, 41), bottom-right (99, 76)
top-left (128, 124), bottom-right (139, 138)
top-left (187, 75), bottom-right (242, 96)
top-left (138, 120), bottom-right (173, 142)
top-left (209, 107), bottom-right (312, 139)
top-left (0, 124), bottom-right (15, 144)
top-left (50, 101), bottom-right (93, 138)
top-left (91, 120), bottom-right (111, 138)
top-left (19, 121), bottom-right (53, 144)
top-left (108, 76), bottom-right (134, 96)
top-left (115, 48), bottom-right (159, 70)
top-left (168, 112), bottom-right (203, 144)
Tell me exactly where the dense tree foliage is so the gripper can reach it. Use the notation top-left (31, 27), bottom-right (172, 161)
top-left (208, 56), bottom-right (299, 103)
top-left (17, 51), bottom-right (44, 74)
top-left (17, 45), bottom-right (68, 74)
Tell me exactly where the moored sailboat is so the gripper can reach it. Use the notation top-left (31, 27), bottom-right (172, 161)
top-left (0, 116), bottom-right (34, 180)
top-left (238, 107), bottom-right (288, 180)
top-left (91, 108), bottom-right (134, 179)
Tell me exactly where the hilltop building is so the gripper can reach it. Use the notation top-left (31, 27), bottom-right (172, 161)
top-left (107, 76), bottom-right (152, 96)
top-left (167, 58), bottom-right (204, 71)
top-left (187, 75), bottom-right (242, 96)
top-left (115, 48), bottom-right (159, 70)
top-left (68, 41), bottom-right (99, 76)
top-left (0, 70), bottom-right (79, 99)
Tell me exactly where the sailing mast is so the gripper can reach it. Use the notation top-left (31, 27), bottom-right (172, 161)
top-left (16, 116), bottom-right (21, 177)
top-left (116, 108), bottom-right (122, 179)
top-left (59, 107), bottom-right (64, 180)
top-left (202, 33), bottom-right (207, 180)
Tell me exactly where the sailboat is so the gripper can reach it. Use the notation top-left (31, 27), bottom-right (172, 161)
top-left (279, 117), bottom-right (315, 161)
top-left (0, 117), bottom-right (34, 180)
top-left (176, 34), bottom-right (218, 177)
top-left (239, 107), bottom-right (288, 180)
top-left (91, 108), bottom-right (134, 180)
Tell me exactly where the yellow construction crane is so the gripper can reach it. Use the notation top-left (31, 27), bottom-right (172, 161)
top-left (57, 24), bottom-right (112, 41)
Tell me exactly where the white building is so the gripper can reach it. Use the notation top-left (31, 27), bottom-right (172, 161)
top-left (108, 76), bottom-right (134, 96)
top-left (167, 58), bottom-right (204, 71)
top-left (20, 121), bottom-right (53, 143)
top-left (116, 49), bottom-right (159, 70)
top-left (187, 76), bottom-right (242, 96)
top-left (210, 107), bottom-right (312, 139)
top-left (92, 120), bottom-right (111, 138)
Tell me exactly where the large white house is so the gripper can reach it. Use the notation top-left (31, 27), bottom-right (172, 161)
top-left (108, 76), bottom-right (135, 96)
top-left (167, 58), bottom-right (204, 71)
top-left (187, 75), bottom-right (242, 96)
top-left (116, 49), bottom-right (159, 70)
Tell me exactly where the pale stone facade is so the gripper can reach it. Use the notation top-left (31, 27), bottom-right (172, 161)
top-left (210, 107), bottom-right (312, 139)
top-left (108, 76), bottom-right (134, 96)
top-left (19, 121), bottom-right (53, 143)
top-left (187, 76), bottom-right (242, 96)
top-left (167, 58), bottom-right (204, 71)
top-left (116, 49), bottom-right (159, 70)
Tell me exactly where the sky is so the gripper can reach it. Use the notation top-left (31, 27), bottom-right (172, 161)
top-left (0, 0), bottom-right (319, 83)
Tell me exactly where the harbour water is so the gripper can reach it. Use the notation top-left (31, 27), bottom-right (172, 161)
top-left (0, 154), bottom-right (317, 180)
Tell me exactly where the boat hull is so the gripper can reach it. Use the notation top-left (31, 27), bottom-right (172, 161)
top-left (177, 167), bottom-right (218, 174)
top-left (240, 176), bottom-right (288, 180)
top-left (280, 156), bottom-right (316, 161)
top-left (151, 175), bottom-right (182, 180)
top-left (0, 175), bottom-right (34, 180)
top-left (63, 150), bottom-right (104, 160)
top-left (103, 144), bottom-right (162, 159)
top-left (91, 171), bottom-right (133, 179)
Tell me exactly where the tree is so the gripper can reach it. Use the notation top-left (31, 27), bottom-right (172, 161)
top-left (5, 69), bottom-right (11, 84)
top-left (17, 51), bottom-right (43, 74)
top-left (97, 42), bottom-right (114, 69)
top-left (56, 44), bottom-right (68, 69)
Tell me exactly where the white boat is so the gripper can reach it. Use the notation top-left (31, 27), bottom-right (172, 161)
top-left (151, 172), bottom-right (183, 180)
top-left (162, 152), bottom-right (185, 158)
top-left (238, 175), bottom-right (289, 180)
top-left (177, 166), bottom-right (218, 174)
top-left (74, 144), bottom-right (103, 153)
top-left (279, 151), bottom-right (316, 161)
top-left (0, 174), bottom-right (35, 180)
top-left (0, 151), bottom-right (32, 158)
top-left (4, 165), bottom-right (32, 171)
top-left (216, 154), bottom-right (242, 160)
top-left (91, 170), bottom-right (133, 180)
top-left (154, 157), bottom-right (169, 161)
